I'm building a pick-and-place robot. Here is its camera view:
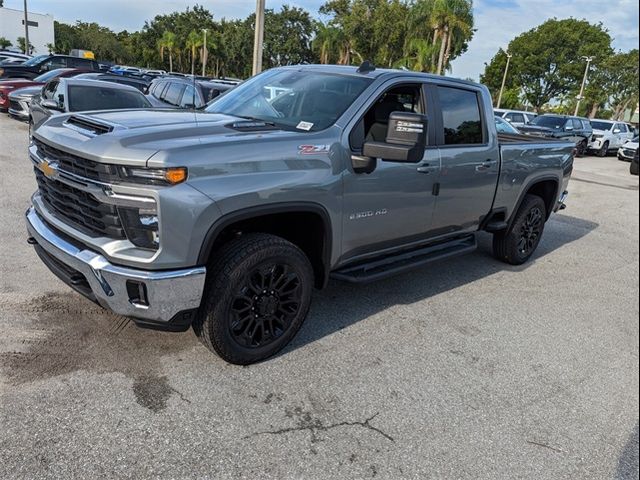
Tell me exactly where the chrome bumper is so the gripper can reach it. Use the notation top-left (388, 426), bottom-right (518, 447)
top-left (25, 207), bottom-right (206, 324)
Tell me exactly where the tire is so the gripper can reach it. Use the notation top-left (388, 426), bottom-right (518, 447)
top-left (576, 140), bottom-right (588, 157)
top-left (631, 161), bottom-right (639, 176)
top-left (597, 141), bottom-right (609, 157)
top-left (493, 194), bottom-right (547, 265)
top-left (193, 233), bottom-right (314, 365)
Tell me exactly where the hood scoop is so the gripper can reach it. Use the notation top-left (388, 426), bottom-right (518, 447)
top-left (227, 120), bottom-right (278, 131)
top-left (64, 115), bottom-right (115, 136)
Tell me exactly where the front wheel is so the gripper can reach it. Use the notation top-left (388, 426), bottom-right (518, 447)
top-left (493, 194), bottom-right (547, 265)
top-left (597, 141), bottom-right (609, 157)
top-left (576, 140), bottom-right (588, 157)
top-left (193, 233), bottom-right (314, 365)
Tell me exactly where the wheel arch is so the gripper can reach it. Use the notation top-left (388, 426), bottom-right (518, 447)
top-left (508, 175), bottom-right (560, 228)
top-left (197, 202), bottom-right (333, 289)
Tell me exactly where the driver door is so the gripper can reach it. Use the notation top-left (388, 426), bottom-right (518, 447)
top-left (340, 81), bottom-right (440, 261)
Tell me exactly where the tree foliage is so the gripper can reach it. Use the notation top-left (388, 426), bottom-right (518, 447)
top-left (0, 37), bottom-right (12, 50)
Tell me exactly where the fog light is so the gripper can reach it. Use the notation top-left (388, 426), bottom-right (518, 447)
top-left (118, 206), bottom-right (160, 250)
top-left (126, 280), bottom-right (149, 307)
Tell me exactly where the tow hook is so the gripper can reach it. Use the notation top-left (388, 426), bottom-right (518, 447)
top-left (27, 237), bottom-right (38, 245)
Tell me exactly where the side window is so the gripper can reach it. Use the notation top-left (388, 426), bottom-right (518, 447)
top-left (349, 83), bottom-right (424, 150)
top-left (163, 82), bottom-right (185, 105)
top-left (43, 57), bottom-right (67, 70)
top-left (53, 81), bottom-right (66, 108)
top-left (572, 119), bottom-right (582, 130)
top-left (506, 112), bottom-right (524, 123)
top-left (581, 120), bottom-right (591, 130)
top-left (42, 81), bottom-right (57, 100)
top-left (179, 84), bottom-right (201, 108)
top-left (437, 86), bottom-right (484, 145)
top-left (617, 123), bottom-right (627, 133)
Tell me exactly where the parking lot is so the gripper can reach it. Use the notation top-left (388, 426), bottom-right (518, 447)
top-left (0, 112), bottom-right (638, 479)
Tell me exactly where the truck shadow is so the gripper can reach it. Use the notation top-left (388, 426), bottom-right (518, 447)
top-left (288, 213), bottom-right (599, 354)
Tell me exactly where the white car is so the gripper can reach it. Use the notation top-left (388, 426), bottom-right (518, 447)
top-left (617, 136), bottom-right (638, 162)
top-left (494, 109), bottom-right (537, 128)
top-left (588, 120), bottom-right (635, 157)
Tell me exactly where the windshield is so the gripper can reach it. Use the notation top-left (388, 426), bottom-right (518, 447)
top-left (34, 68), bottom-right (71, 83)
top-left (68, 85), bottom-right (151, 111)
top-left (21, 55), bottom-right (50, 67)
top-left (495, 116), bottom-right (519, 134)
top-left (590, 121), bottom-right (614, 131)
top-left (531, 116), bottom-right (565, 129)
top-left (206, 69), bottom-right (373, 131)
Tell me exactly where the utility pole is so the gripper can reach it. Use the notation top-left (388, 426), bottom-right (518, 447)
top-left (202, 29), bottom-right (208, 77)
top-left (23, 0), bottom-right (30, 54)
top-left (574, 56), bottom-right (594, 116)
top-left (252, 0), bottom-right (265, 76)
top-left (496, 52), bottom-right (512, 109)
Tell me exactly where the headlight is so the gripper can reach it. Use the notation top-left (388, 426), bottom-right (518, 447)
top-left (118, 206), bottom-right (159, 250)
top-left (118, 166), bottom-right (187, 185)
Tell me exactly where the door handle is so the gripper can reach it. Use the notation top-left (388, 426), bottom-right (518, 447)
top-left (476, 160), bottom-right (494, 172)
top-left (417, 164), bottom-right (438, 174)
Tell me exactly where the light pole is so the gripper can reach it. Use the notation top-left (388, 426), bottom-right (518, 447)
top-left (496, 52), bottom-right (512, 109)
top-left (23, 0), bottom-right (30, 54)
top-left (202, 29), bottom-right (208, 77)
top-left (252, 0), bottom-right (265, 76)
top-left (574, 56), bottom-right (594, 116)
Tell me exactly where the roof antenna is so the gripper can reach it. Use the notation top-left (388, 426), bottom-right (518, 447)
top-left (357, 61), bottom-right (376, 74)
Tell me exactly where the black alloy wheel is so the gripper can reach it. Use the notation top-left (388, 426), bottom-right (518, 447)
top-left (516, 206), bottom-right (543, 256)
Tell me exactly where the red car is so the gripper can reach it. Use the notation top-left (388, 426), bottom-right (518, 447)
top-left (0, 68), bottom-right (91, 111)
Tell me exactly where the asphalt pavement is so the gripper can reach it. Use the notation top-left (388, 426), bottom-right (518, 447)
top-left (0, 113), bottom-right (638, 479)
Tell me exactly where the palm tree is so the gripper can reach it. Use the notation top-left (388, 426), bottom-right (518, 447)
top-left (398, 38), bottom-right (436, 72)
top-left (158, 31), bottom-right (176, 72)
top-left (432, 0), bottom-right (473, 75)
top-left (186, 30), bottom-right (203, 76)
top-left (313, 24), bottom-right (350, 65)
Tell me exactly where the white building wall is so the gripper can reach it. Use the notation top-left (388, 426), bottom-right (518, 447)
top-left (0, 6), bottom-right (55, 55)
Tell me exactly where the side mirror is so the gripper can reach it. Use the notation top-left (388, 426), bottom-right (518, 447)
top-left (363, 112), bottom-right (428, 163)
top-left (41, 99), bottom-right (63, 111)
top-left (564, 125), bottom-right (574, 131)
top-left (613, 129), bottom-right (621, 134)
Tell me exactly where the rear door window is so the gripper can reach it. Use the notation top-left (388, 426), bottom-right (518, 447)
top-left (436, 86), bottom-right (484, 145)
top-left (163, 82), bottom-right (185, 105)
top-left (572, 119), bottom-right (582, 130)
top-left (506, 112), bottom-right (525, 123)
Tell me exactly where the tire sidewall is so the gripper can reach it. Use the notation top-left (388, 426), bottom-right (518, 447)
top-left (506, 196), bottom-right (546, 264)
top-left (203, 243), bottom-right (313, 364)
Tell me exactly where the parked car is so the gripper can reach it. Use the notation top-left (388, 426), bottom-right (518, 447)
top-left (109, 65), bottom-right (143, 76)
top-left (73, 72), bottom-right (151, 93)
top-left (147, 76), bottom-right (234, 109)
top-left (617, 136), bottom-right (639, 162)
top-left (494, 109), bottom-right (537, 128)
top-left (587, 119), bottom-right (635, 157)
top-left (495, 115), bottom-right (521, 134)
top-left (30, 78), bottom-right (152, 130)
top-left (25, 65), bottom-right (575, 364)
top-left (0, 68), bottom-right (91, 111)
top-left (0, 54), bottom-right (101, 80)
top-left (519, 114), bottom-right (592, 156)
top-left (630, 149), bottom-right (639, 175)
top-left (8, 85), bottom-right (43, 122)
top-left (0, 51), bottom-right (31, 65)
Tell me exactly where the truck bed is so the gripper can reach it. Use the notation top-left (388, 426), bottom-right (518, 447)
top-left (497, 132), bottom-right (568, 144)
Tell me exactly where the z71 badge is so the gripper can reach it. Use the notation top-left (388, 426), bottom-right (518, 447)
top-left (298, 144), bottom-right (331, 155)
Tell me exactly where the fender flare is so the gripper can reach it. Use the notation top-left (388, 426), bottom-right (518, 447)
top-left (507, 174), bottom-right (560, 229)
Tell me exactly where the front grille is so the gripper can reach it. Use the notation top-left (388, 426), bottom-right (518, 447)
top-left (33, 138), bottom-right (118, 182)
top-left (9, 100), bottom-right (23, 112)
top-left (34, 168), bottom-right (126, 238)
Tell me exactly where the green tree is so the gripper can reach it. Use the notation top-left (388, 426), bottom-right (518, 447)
top-left (485, 19), bottom-right (613, 111)
top-left (17, 37), bottom-right (34, 54)
top-left (158, 31), bottom-right (176, 71)
top-left (185, 30), bottom-right (203, 75)
top-left (0, 37), bottom-right (12, 50)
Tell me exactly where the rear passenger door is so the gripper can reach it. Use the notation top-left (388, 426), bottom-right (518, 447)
top-left (429, 84), bottom-right (500, 235)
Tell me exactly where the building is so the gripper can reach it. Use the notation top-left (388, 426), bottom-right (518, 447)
top-left (0, 6), bottom-right (54, 55)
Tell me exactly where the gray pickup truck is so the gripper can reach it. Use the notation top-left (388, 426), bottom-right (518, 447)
top-left (25, 65), bottom-right (574, 364)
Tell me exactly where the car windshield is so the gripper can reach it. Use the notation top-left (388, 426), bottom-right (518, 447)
top-left (21, 55), bottom-right (50, 66)
top-left (495, 116), bottom-right (519, 134)
top-left (68, 85), bottom-right (151, 111)
top-left (206, 69), bottom-right (373, 131)
top-left (532, 116), bottom-right (565, 129)
top-left (590, 121), bottom-right (613, 131)
top-left (33, 68), bottom-right (71, 83)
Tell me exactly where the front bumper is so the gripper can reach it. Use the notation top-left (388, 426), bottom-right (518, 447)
top-left (588, 138), bottom-right (606, 150)
top-left (26, 207), bottom-right (206, 328)
top-left (8, 98), bottom-right (29, 120)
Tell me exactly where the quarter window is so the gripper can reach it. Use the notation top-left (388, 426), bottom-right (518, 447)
top-left (437, 86), bottom-right (483, 145)
top-left (163, 82), bottom-right (185, 106)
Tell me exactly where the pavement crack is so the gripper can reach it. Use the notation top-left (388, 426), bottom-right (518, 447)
top-left (526, 440), bottom-right (564, 454)
top-left (245, 412), bottom-right (395, 443)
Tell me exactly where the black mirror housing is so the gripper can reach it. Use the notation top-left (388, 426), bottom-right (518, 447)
top-left (363, 112), bottom-right (428, 163)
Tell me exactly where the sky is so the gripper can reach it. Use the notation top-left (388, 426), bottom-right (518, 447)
top-left (5, 0), bottom-right (640, 80)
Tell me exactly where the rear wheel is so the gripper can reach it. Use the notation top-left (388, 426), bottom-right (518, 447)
top-left (597, 141), bottom-right (609, 157)
top-left (493, 194), bottom-right (547, 265)
top-left (193, 233), bottom-right (314, 365)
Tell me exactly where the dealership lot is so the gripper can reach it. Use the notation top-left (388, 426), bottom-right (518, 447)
top-left (0, 114), bottom-right (638, 479)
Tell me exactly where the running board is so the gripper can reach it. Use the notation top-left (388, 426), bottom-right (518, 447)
top-left (331, 235), bottom-right (477, 284)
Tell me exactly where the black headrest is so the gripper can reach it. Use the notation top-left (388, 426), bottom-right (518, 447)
top-left (374, 100), bottom-right (404, 123)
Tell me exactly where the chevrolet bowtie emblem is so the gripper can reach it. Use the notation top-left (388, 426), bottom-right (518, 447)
top-left (39, 161), bottom-right (57, 179)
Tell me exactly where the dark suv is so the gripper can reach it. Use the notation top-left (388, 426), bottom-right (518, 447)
top-left (0, 54), bottom-right (101, 80)
top-left (520, 114), bottom-right (593, 156)
top-left (148, 77), bottom-right (234, 109)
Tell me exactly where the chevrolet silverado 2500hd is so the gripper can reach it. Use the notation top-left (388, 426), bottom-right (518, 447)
top-left (25, 65), bottom-right (574, 364)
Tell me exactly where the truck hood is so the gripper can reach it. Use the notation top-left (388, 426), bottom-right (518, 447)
top-left (519, 125), bottom-right (555, 136)
top-left (32, 109), bottom-right (314, 167)
top-left (10, 85), bottom-right (41, 99)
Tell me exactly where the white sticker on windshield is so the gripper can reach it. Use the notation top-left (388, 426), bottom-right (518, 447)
top-left (296, 121), bottom-right (314, 131)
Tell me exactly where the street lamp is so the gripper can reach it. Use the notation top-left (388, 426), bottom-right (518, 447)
top-left (23, 0), bottom-right (30, 55)
top-left (496, 52), bottom-right (512, 109)
top-left (574, 56), bottom-right (594, 116)
top-left (202, 29), bottom-right (208, 77)
top-left (252, 0), bottom-right (266, 76)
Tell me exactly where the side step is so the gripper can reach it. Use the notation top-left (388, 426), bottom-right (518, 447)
top-left (331, 235), bottom-right (477, 284)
